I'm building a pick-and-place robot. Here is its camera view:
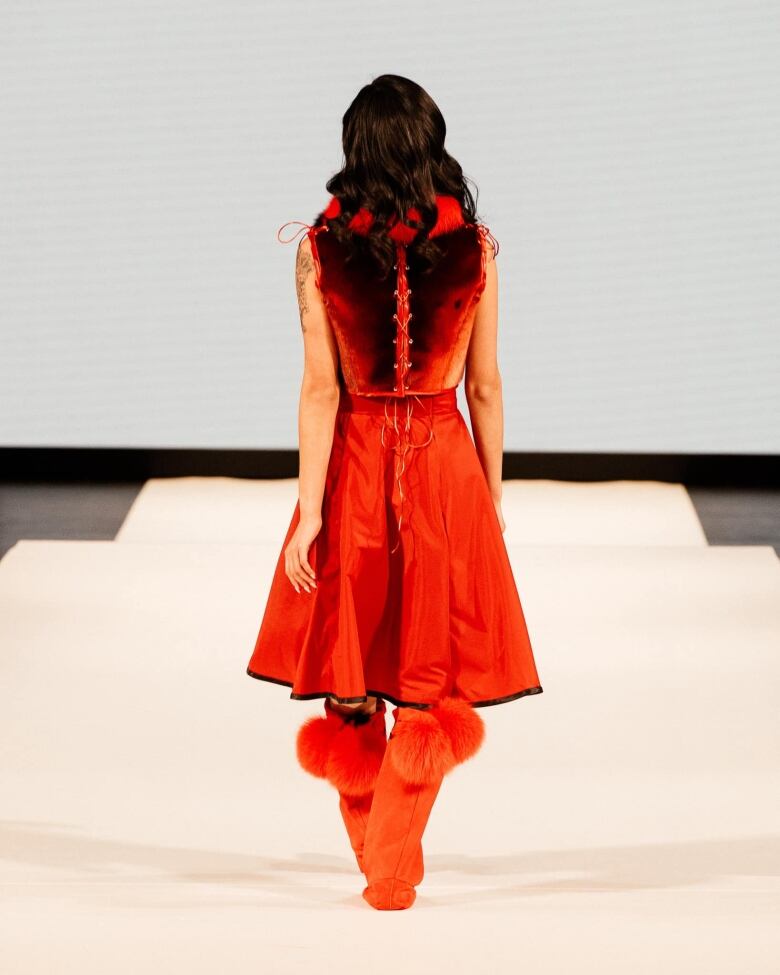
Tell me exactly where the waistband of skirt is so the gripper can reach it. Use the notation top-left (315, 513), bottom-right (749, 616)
top-left (338, 387), bottom-right (458, 416)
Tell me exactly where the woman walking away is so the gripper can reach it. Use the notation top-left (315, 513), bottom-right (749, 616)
top-left (247, 73), bottom-right (543, 910)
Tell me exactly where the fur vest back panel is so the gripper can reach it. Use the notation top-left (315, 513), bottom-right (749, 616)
top-left (309, 198), bottom-right (488, 397)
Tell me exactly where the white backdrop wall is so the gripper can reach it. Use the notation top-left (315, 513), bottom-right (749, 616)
top-left (1, 1), bottom-right (778, 453)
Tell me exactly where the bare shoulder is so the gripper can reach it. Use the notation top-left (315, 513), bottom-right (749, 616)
top-left (476, 228), bottom-right (498, 298)
top-left (471, 225), bottom-right (499, 327)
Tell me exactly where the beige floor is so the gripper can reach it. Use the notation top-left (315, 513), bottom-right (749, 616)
top-left (116, 476), bottom-right (707, 546)
top-left (1, 485), bottom-right (778, 973)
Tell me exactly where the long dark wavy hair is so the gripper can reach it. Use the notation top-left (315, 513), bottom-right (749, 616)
top-left (323, 74), bottom-right (481, 278)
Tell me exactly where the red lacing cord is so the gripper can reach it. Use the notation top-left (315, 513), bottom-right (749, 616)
top-left (378, 228), bottom-right (496, 553)
top-left (277, 220), bottom-right (313, 244)
top-left (381, 394), bottom-right (434, 555)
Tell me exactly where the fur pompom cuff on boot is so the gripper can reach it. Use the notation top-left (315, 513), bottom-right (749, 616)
top-left (296, 697), bottom-right (387, 797)
top-left (431, 697), bottom-right (486, 765)
top-left (296, 698), bottom-right (389, 873)
top-left (387, 696), bottom-right (485, 786)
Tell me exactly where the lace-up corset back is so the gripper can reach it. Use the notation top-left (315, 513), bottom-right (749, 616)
top-left (309, 220), bottom-right (488, 397)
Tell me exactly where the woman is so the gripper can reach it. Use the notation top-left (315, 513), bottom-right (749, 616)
top-left (246, 74), bottom-right (543, 910)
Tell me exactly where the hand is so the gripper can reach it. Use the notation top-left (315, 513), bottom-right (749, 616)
top-left (493, 497), bottom-right (505, 534)
top-left (285, 512), bottom-right (321, 593)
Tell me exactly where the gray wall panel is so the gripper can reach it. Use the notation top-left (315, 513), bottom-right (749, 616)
top-left (1, 1), bottom-right (778, 451)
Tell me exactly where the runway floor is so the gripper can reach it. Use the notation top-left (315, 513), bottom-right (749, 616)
top-left (1, 478), bottom-right (778, 973)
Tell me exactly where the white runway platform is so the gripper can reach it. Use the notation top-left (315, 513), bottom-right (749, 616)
top-left (1, 478), bottom-right (778, 973)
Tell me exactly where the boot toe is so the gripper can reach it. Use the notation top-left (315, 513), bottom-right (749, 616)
top-left (362, 878), bottom-right (417, 911)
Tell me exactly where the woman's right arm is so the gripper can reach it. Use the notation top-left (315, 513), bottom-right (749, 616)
top-left (463, 237), bottom-right (506, 533)
top-left (284, 235), bottom-right (341, 593)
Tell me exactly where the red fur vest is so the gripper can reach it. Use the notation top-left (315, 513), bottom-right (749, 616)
top-left (305, 195), bottom-right (496, 397)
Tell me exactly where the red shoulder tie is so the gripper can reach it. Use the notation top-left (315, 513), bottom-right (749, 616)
top-left (276, 218), bottom-right (329, 289)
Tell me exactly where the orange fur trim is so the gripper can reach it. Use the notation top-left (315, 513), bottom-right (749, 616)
top-left (325, 722), bottom-right (386, 796)
top-left (296, 714), bottom-right (339, 779)
top-left (431, 697), bottom-right (485, 764)
top-left (388, 709), bottom-right (456, 785)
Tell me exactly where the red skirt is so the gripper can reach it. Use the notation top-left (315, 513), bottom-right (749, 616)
top-left (246, 386), bottom-right (543, 709)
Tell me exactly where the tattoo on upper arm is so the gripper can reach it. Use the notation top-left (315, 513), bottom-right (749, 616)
top-left (296, 244), bottom-right (313, 331)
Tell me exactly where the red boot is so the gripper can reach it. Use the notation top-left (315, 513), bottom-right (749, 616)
top-left (296, 697), bottom-right (388, 872)
top-left (361, 697), bottom-right (485, 910)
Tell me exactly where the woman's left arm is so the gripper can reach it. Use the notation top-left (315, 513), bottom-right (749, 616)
top-left (284, 234), bottom-right (341, 594)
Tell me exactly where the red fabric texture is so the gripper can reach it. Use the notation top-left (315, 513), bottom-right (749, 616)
top-left (248, 193), bottom-right (542, 709)
top-left (247, 387), bottom-right (543, 708)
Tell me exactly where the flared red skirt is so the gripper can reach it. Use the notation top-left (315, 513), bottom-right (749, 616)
top-left (246, 386), bottom-right (543, 709)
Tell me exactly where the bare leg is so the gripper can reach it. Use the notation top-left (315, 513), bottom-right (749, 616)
top-left (328, 695), bottom-right (378, 715)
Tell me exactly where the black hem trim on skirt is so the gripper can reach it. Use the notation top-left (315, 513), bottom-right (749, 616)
top-left (246, 667), bottom-right (543, 710)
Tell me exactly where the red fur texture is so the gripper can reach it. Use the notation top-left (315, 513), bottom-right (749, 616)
top-left (295, 714), bottom-right (339, 779)
top-left (388, 709), bottom-right (456, 785)
top-left (321, 194), bottom-right (465, 240)
top-left (310, 197), bottom-right (484, 396)
top-left (295, 702), bottom-right (388, 797)
top-left (389, 698), bottom-right (485, 785)
top-left (430, 697), bottom-right (485, 764)
top-left (325, 722), bottom-right (386, 796)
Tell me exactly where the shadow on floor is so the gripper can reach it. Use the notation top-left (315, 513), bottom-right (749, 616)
top-left (1, 819), bottom-right (776, 906)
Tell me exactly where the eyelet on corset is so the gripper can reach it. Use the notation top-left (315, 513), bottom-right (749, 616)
top-left (393, 385), bottom-right (397, 391)
top-left (408, 338), bottom-right (413, 344)
top-left (392, 337), bottom-right (397, 343)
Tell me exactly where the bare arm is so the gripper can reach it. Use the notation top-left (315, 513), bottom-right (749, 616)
top-left (464, 237), bottom-right (506, 531)
top-left (284, 235), bottom-right (341, 593)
